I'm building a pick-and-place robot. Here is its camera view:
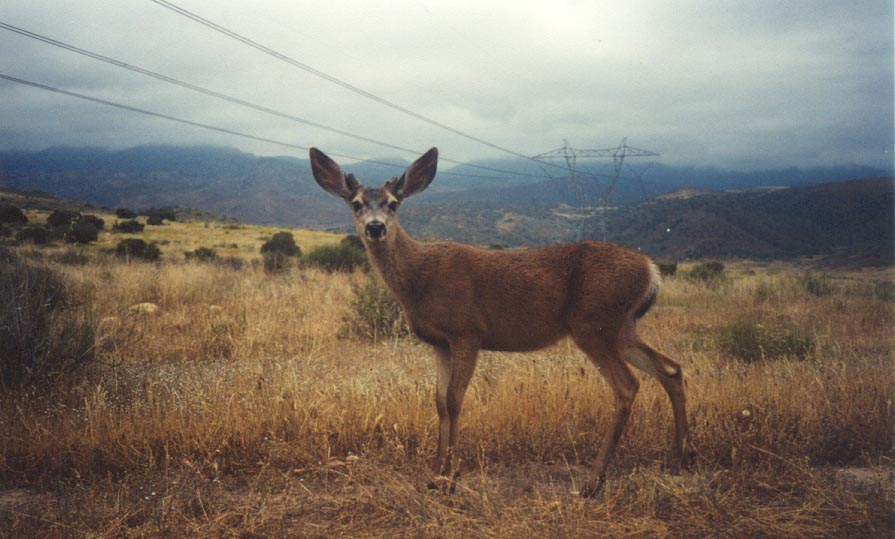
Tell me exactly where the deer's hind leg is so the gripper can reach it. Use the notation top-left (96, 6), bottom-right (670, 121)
top-left (571, 330), bottom-right (640, 497)
top-left (619, 327), bottom-right (691, 470)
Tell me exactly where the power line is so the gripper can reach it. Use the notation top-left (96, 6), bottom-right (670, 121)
top-left (0, 20), bottom-right (547, 181)
top-left (0, 71), bottom-right (515, 180)
top-left (148, 0), bottom-right (575, 175)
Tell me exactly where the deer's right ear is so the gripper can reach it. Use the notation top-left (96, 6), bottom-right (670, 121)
top-left (310, 148), bottom-right (359, 199)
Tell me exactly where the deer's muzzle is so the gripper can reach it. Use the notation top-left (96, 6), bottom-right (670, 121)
top-left (365, 220), bottom-right (386, 239)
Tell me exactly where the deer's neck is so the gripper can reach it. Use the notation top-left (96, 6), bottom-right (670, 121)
top-left (364, 224), bottom-right (425, 300)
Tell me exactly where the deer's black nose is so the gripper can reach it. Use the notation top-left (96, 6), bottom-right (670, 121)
top-left (365, 220), bottom-right (386, 239)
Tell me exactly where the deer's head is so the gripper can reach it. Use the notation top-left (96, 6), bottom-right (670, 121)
top-left (310, 147), bottom-right (438, 244)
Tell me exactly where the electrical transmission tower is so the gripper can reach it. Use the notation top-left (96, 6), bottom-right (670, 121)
top-left (533, 138), bottom-right (659, 241)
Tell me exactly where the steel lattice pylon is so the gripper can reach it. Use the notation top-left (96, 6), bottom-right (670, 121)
top-left (533, 138), bottom-right (659, 241)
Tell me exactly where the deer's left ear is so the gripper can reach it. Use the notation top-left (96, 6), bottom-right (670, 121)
top-left (390, 148), bottom-right (438, 200)
top-left (310, 148), bottom-right (360, 199)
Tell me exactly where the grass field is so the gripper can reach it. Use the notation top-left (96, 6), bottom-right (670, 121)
top-left (0, 215), bottom-right (893, 538)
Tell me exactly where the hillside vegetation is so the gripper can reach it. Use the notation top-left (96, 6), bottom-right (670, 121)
top-left (0, 210), bottom-right (892, 537)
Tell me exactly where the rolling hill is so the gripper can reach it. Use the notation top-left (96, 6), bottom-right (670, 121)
top-left (1, 145), bottom-right (892, 264)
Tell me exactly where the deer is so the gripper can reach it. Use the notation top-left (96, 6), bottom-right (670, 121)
top-left (309, 147), bottom-right (690, 497)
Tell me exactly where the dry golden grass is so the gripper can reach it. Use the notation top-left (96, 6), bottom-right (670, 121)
top-left (0, 236), bottom-right (892, 538)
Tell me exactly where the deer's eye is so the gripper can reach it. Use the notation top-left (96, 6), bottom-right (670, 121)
top-left (352, 200), bottom-right (363, 212)
top-left (388, 200), bottom-right (399, 212)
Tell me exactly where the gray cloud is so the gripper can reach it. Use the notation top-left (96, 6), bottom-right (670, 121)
top-left (0, 0), bottom-right (891, 171)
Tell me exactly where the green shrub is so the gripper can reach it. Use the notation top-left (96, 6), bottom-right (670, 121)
top-left (341, 234), bottom-right (365, 251)
top-left (63, 219), bottom-right (99, 244)
top-left (145, 208), bottom-right (177, 222)
top-left (301, 243), bottom-right (368, 273)
top-left (0, 204), bottom-right (27, 224)
top-left (115, 208), bottom-right (137, 219)
top-left (716, 317), bottom-right (815, 362)
top-left (146, 214), bottom-right (165, 226)
top-left (0, 250), bottom-right (95, 390)
top-left (81, 214), bottom-right (105, 230)
top-left (115, 238), bottom-right (160, 261)
top-left (260, 231), bottom-right (301, 257)
top-left (16, 225), bottom-right (51, 245)
top-left (341, 279), bottom-right (409, 341)
top-left (113, 220), bottom-right (144, 233)
top-left (684, 261), bottom-right (725, 285)
top-left (186, 246), bottom-right (217, 262)
top-left (46, 209), bottom-right (81, 228)
top-left (657, 261), bottom-right (678, 277)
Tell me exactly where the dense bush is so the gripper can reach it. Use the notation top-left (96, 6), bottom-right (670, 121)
top-left (0, 250), bottom-right (95, 390)
top-left (115, 208), bottom-right (137, 219)
top-left (301, 243), bottom-right (368, 273)
top-left (656, 261), bottom-right (678, 277)
top-left (113, 220), bottom-right (145, 233)
top-left (186, 246), bottom-right (217, 262)
top-left (0, 204), bottom-right (28, 224)
top-left (63, 219), bottom-right (99, 244)
top-left (260, 231), bottom-right (301, 257)
top-left (716, 316), bottom-right (815, 362)
top-left (341, 279), bottom-right (409, 341)
top-left (81, 214), bottom-right (105, 230)
top-left (145, 208), bottom-right (177, 222)
top-left (15, 225), bottom-right (51, 245)
top-left (47, 209), bottom-right (81, 228)
top-left (115, 238), bottom-right (160, 261)
top-left (146, 214), bottom-right (165, 226)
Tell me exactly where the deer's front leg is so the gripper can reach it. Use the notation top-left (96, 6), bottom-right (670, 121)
top-left (429, 341), bottom-right (479, 493)
top-left (432, 346), bottom-right (451, 480)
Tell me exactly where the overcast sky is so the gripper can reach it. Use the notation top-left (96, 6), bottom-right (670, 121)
top-left (0, 0), bottom-right (892, 171)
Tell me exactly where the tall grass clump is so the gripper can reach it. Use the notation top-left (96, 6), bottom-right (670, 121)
top-left (716, 315), bottom-right (815, 362)
top-left (302, 243), bottom-right (368, 273)
top-left (340, 278), bottom-right (409, 340)
top-left (683, 261), bottom-right (725, 286)
top-left (797, 271), bottom-right (836, 297)
top-left (0, 249), bottom-right (95, 389)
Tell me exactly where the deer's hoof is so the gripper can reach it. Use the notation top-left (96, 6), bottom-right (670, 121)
top-left (579, 476), bottom-right (606, 499)
top-left (427, 474), bottom-right (458, 494)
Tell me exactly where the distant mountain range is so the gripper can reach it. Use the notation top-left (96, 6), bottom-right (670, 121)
top-left (1, 145), bottom-right (892, 264)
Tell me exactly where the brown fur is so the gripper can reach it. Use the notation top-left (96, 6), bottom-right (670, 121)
top-left (309, 147), bottom-right (691, 497)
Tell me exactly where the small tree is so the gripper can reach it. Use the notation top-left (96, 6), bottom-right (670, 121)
top-left (0, 204), bottom-right (27, 225)
top-left (115, 208), bottom-right (137, 219)
top-left (260, 231), bottom-right (301, 257)
top-left (146, 214), bottom-right (165, 226)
